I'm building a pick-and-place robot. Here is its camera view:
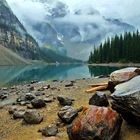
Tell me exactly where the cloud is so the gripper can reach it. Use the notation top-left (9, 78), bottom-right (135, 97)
top-left (7, 0), bottom-right (140, 28)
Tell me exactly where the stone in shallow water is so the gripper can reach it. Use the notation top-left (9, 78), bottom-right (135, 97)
top-left (89, 91), bottom-right (109, 107)
top-left (23, 110), bottom-right (43, 124)
top-left (111, 75), bottom-right (140, 126)
top-left (67, 106), bottom-right (122, 140)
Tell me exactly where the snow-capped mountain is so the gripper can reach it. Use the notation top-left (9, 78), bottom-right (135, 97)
top-left (7, 0), bottom-right (135, 60)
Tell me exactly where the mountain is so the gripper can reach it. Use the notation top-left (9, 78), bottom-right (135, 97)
top-left (0, 45), bottom-right (28, 65)
top-left (0, 0), bottom-right (41, 60)
top-left (0, 0), bottom-right (78, 65)
top-left (7, 0), bottom-right (135, 61)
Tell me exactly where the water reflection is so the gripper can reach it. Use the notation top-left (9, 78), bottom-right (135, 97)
top-left (0, 64), bottom-right (122, 87)
top-left (88, 65), bottom-right (123, 77)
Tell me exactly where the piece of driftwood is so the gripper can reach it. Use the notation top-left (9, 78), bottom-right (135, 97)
top-left (86, 85), bottom-right (108, 93)
top-left (89, 83), bottom-right (108, 87)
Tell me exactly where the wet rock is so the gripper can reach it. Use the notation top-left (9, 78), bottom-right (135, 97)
top-left (23, 110), bottom-right (43, 124)
top-left (13, 109), bottom-right (25, 119)
top-left (58, 106), bottom-right (83, 124)
top-left (67, 106), bottom-right (123, 140)
top-left (111, 75), bottom-right (140, 126)
top-left (57, 96), bottom-right (74, 106)
top-left (41, 124), bottom-right (58, 137)
top-left (89, 91), bottom-right (109, 107)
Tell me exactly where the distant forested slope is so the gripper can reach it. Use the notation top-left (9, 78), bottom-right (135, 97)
top-left (88, 30), bottom-right (140, 63)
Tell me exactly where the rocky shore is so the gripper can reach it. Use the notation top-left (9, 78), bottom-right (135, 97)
top-left (0, 77), bottom-right (140, 140)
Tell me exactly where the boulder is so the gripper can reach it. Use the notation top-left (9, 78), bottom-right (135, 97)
top-left (23, 110), bottom-right (43, 124)
top-left (89, 91), bottom-right (109, 107)
top-left (31, 98), bottom-right (46, 108)
top-left (110, 67), bottom-right (140, 85)
top-left (67, 106), bottom-right (122, 140)
top-left (58, 106), bottom-right (83, 124)
top-left (57, 96), bottom-right (74, 106)
top-left (42, 124), bottom-right (58, 137)
top-left (111, 75), bottom-right (140, 125)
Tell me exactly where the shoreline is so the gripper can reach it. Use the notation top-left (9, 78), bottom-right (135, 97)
top-left (88, 63), bottom-right (140, 67)
top-left (0, 78), bottom-right (140, 140)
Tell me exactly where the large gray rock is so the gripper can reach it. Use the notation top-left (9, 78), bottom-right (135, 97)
top-left (57, 96), bottom-right (74, 106)
top-left (58, 106), bottom-right (83, 124)
top-left (110, 67), bottom-right (140, 84)
top-left (89, 91), bottom-right (109, 107)
top-left (108, 67), bottom-right (140, 93)
top-left (23, 110), bottom-right (43, 124)
top-left (67, 106), bottom-right (123, 140)
top-left (111, 75), bottom-right (140, 126)
top-left (31, 98), bottom-right (46, 108)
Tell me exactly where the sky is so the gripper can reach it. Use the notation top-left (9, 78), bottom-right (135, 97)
top-left (60, 0), bottom-right (140, 28)
top-left (7, 0), bottom-right (140, 29)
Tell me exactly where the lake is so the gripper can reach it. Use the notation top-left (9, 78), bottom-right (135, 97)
top-left (0, 64), bottom-right (122, 87)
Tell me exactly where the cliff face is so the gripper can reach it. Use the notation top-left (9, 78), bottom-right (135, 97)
top-left (0, 0), bottom-right (40, 60)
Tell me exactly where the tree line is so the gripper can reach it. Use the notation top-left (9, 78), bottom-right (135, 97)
top-left (88, 30), bottom-right (140, 63)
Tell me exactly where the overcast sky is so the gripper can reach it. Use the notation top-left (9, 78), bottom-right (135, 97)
top-left (7, 0), bottom-right (140, 28)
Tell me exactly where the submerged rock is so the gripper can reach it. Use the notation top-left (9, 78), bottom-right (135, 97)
top-left (58, 106), bottom-right (83, 124)
top-left (31, 98), bottom-right (46, 108)
top-left (23, 110), bottom-right (43, 124)
top-left (111, 75), bottom-right (140, 125)
top-left (67, 106), bottom-right (122, 140)
top-left (57, 96), bottom-right (74, 106)
top-left (89, 91), bottom-right (109, 107)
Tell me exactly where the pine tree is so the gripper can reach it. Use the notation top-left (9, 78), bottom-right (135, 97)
top-left (88, 30), bottom-right (140, 63)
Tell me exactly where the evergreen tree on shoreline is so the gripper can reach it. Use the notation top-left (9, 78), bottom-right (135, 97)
top-left (88, 30), bottom-right (140, 63)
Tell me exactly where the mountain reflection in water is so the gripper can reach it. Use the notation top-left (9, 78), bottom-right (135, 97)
top-left (0, 64), bottom-right (121, 87)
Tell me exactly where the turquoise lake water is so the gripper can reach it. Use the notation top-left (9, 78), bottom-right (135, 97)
top-left (0, 64), bottom-right (122, 87)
